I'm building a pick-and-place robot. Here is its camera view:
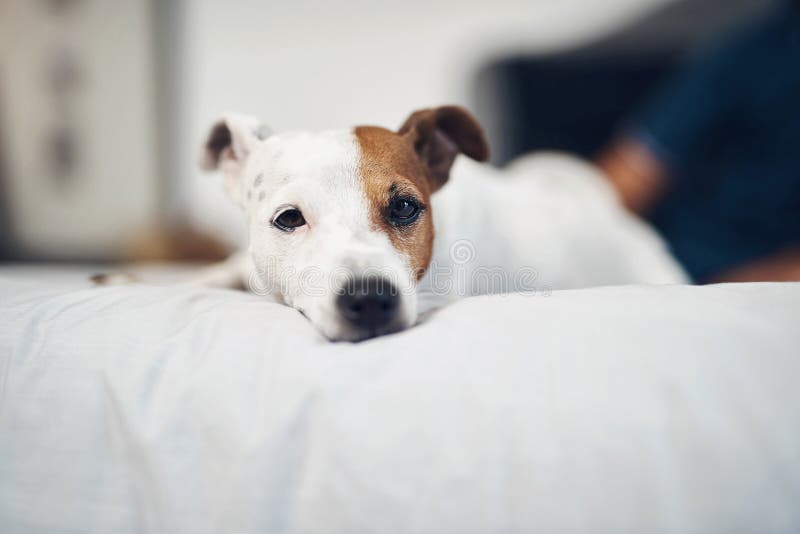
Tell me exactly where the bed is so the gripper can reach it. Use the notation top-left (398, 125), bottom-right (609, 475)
top-left (1, 265), bottom-right (799, 533)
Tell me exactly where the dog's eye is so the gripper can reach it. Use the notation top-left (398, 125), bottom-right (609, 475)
top-left (386, 197), bottom-right (422, 226)
top-left (273, 208), bottom-right (306, 231)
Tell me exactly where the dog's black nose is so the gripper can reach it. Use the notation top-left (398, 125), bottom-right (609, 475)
top-left (336, 277), bottom-right (400, 330)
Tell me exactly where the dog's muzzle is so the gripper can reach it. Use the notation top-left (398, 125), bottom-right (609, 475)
top-left (336, 276), bottom-right (400, 336)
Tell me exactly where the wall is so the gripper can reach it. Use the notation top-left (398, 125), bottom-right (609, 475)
top-left (177, 0), bottom-right (674, 245)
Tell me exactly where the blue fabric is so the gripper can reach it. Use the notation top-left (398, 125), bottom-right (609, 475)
top-left (633, 2), bottom-right (800, 281)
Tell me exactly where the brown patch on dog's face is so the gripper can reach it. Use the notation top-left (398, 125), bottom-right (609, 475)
top-left (355, 126), bottom-right (435, 280)
top-left (355, 107), bottom-right (488, 281)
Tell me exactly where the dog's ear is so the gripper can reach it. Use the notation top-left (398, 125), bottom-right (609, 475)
top-left (398, 106), bottom-right (489, 192)
top-left (200, 114), bottom-right (270, 202)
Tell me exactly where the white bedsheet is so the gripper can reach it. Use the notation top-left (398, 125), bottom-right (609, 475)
top-left (1, 273), bottom-right (799, 533)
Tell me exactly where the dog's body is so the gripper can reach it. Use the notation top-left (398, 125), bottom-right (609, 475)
top-left (421, 154), bottom-right (686, 296)
top-left (104, 106), bottom-right (686, 341)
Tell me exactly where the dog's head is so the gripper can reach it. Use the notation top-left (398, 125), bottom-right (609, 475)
top-left (200, 106), bottom-right (488, 341)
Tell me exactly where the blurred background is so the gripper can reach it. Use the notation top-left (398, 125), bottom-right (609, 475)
top-left (0, 0), bottom-right (783, 269)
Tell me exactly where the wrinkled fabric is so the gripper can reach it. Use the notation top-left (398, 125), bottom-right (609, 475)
top-left (1, 277), bottom-right (799, 534)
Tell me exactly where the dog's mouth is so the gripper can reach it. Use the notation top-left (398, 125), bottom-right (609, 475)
top-left (290, 275), bottom-right (416, 342)
top-left (298, 307), bottom-right (408, 342)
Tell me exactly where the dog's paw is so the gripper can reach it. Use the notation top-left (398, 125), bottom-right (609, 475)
top-left (90, 272), bottom-right (138, 286)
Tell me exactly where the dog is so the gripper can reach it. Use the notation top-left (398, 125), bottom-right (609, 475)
top-left (98, 106), bottom-right (687, 341)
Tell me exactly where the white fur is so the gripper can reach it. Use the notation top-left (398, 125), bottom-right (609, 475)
top-left (421, 153), bottom-right (687, 302)
top-left (233, 129), bottom-right (416, 341)
top-left (154, 117), bottom-right (687, 341)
